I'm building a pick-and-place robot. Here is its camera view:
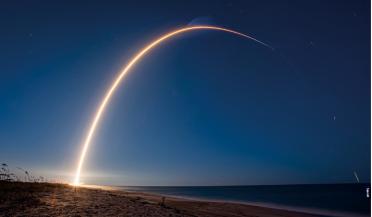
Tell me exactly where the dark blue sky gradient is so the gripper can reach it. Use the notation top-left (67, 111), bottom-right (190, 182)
top-left (0, 0), bottom-right (370, 185)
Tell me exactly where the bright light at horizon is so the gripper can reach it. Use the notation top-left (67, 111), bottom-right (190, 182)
top-left (73, 25), bottom-right (272, 185)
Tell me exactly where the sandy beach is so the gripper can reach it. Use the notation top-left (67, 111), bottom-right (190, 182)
top-left (0, 181), bottom-right (339, 217)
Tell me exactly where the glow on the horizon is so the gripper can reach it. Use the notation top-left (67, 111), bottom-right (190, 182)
top-left (73, 25), bottom-right (272, 185)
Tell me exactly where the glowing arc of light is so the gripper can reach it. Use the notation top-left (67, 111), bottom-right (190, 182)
top-left (73, 25), bottom-right (272, 185)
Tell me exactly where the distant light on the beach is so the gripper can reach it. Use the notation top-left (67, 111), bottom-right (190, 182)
top-left (73, 25), bottom-right (272, 185)
top-left (70, 182), bottom-right (80, 186)
top-left (73, 175), bottom-right (80, 185)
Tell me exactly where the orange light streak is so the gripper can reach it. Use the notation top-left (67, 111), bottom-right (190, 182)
top-left (73, 25), bottom-right (271, 185)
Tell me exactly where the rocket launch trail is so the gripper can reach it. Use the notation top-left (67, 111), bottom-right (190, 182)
top-left (73, 25), bottom-right (272, 185)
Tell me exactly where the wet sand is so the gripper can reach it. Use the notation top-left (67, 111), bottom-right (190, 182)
top-left (0, 181), bottom-right (333, 217)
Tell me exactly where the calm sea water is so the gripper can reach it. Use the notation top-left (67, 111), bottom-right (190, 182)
top-left (118, 184), bottom-right (370, 216)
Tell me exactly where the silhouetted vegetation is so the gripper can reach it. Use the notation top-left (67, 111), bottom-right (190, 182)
top-left (0, 163), bottom-right (45, 183)
top-left (0, 180), bottom-right (67, 215)
top-left (0, 163), bottom-right (55, 214)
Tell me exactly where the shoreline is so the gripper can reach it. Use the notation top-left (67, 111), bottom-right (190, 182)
top-left (158, 196), bottom-right (368, 217)
top-left (0, 182), bottom-right (368, 217)
top-left (111, 187), bottom-right (369, 217)
top-left (97, 185), bottom-right (369, 217)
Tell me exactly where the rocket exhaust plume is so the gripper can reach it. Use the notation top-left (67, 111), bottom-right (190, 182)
top-left (73, 25), bottom-right (272, 185)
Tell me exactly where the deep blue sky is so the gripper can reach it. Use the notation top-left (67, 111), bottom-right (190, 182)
top-left (0, 0), bottom-right (370, 185)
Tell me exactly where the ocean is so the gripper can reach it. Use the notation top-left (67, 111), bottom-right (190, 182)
top-left (118, 184), bottom-right (370, 216)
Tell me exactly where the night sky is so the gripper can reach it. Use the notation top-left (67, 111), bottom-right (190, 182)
top-left (0, 0), bottom-right (370, 185)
